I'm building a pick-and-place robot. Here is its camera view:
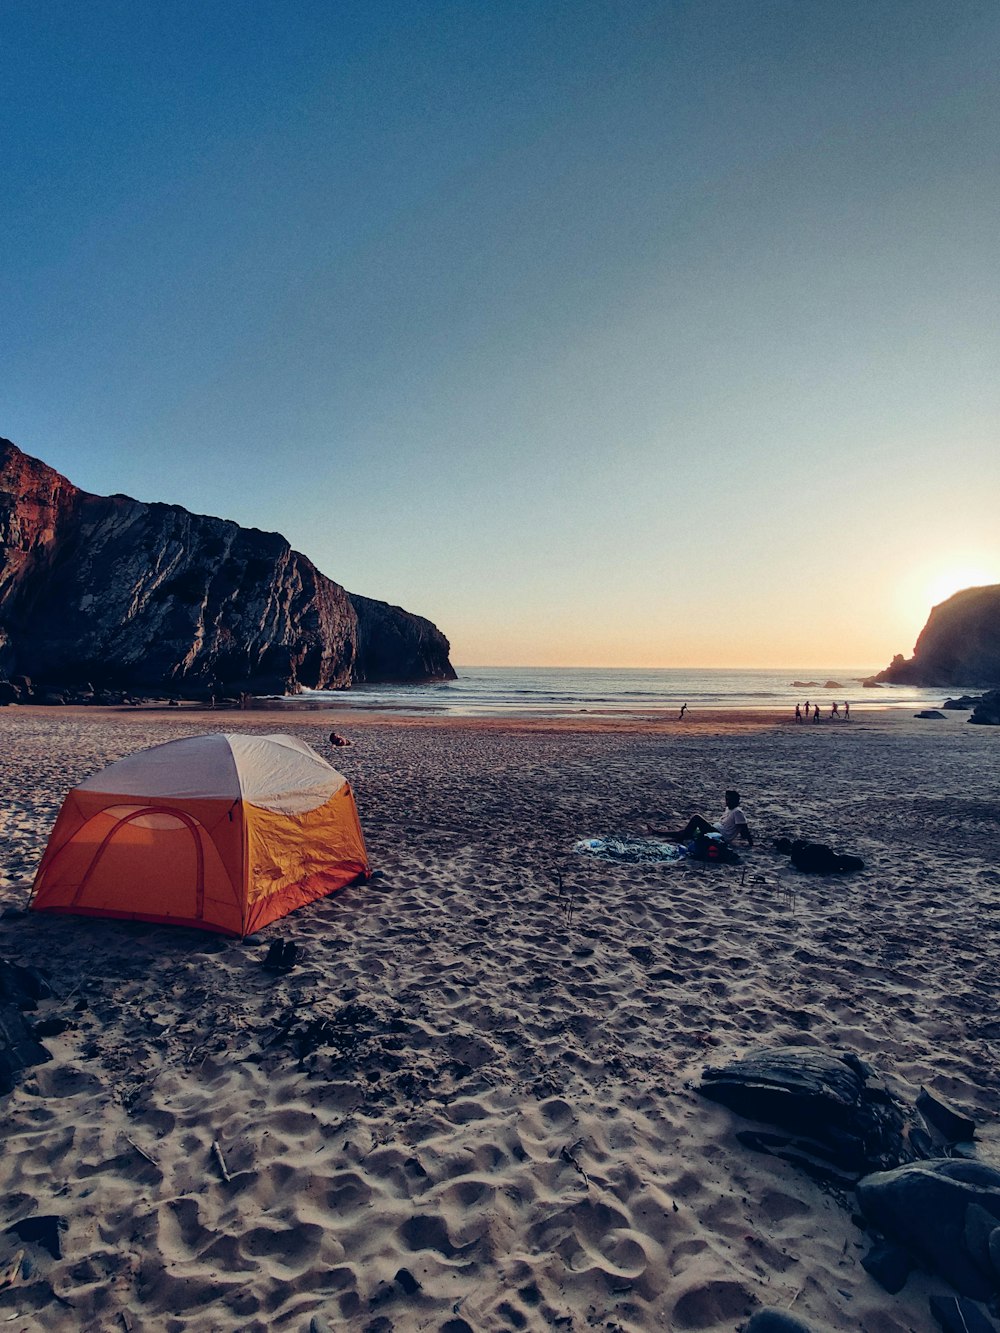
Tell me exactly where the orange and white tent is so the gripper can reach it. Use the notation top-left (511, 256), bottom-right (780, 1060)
top-left (30, 733), bottom-right (369, 937)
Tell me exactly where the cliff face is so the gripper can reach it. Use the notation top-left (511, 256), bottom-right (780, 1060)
top-left (350, 593), bottom-right (458, 684)
top-left (876, 585), bottom-right (1000, 688)
top-left (0, 438), bottom-right (454, 697)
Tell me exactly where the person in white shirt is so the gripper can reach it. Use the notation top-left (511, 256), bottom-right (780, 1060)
top-left (648, 789), bottom-right (754, 847)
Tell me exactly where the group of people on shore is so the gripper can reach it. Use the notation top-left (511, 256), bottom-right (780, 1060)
top-left (795, 699), bottom-right (850, 723)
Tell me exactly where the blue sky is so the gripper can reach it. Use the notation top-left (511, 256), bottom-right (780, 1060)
top-left (4, 1), bottom-right (999, 666)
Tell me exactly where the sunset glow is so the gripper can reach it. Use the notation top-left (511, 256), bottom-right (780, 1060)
top-left (925, 568), bottom-right (997, 609)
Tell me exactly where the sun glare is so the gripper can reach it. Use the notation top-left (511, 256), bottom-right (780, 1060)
top-left (925, 567), bottom-right (995, 608)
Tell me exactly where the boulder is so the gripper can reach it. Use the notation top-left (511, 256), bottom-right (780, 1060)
top-left (915, 710), bottom-right (946, 720)
top-left (699, 1047), bottom-right (906, 1173)
top-left (0, 960), bottom-right (53, 1005)
top-left (943, 695), bottom-right (982, 710)
top-left (857, 1159), bottom-right (1000, 1298)
top-left (861, 1241), bottom-right (912, 1294)
top-left (0, 958), bottom-right (56, 1096)
top-left (0, 972), bottom-right (52, 1091)
top-left (917, 1088), bottom-right (976, 1143)
top-left (969, 690), bottom-right (1000, 726)
top-left (0, 1004), bottom-right (51, 1095)
top-left (965, 1204), bottom-right (1000, 1277)
top-left (927, 1293), bottom-right (999, 1333)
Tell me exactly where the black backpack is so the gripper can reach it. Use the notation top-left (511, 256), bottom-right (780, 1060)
top-left (789, 839), bottom-right (864, 874)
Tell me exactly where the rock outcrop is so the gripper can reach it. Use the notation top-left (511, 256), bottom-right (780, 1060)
top-left (970, 689), bottom-right (1000, 726)
top-left (350, 593), bottom-right (456, 685)
top-left (857, 1159), bottom-right (1000, 1299)
top-left (0, 438), bottom-right (455, 698)
top-left (876, 586), bottom-right (1000, 688)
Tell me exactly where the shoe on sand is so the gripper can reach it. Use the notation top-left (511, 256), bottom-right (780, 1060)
top-left (262, 939), bottom-right (284, 972)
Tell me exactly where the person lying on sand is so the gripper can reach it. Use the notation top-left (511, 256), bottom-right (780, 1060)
top-left (647, 788), bottom-right (754, 848)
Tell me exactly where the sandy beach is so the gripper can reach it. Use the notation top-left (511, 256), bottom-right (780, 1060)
top-left (1, 704), bottom-right (999, 1332)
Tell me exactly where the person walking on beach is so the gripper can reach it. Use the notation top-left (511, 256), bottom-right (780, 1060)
top-left (678, 703), bottom-right (687, 720)
top-left (647, 789), bottom-right (754, 848)
top-left (844, 700), bottom-right (850, 720)
top-left (805, 699), bottom-right (811, 719)
top-left (831, 701), bottom-right (840, 719)
top-left (794, 703), bottom-right (802, 723)
top-left (813, 703), bottom-right (820, 722)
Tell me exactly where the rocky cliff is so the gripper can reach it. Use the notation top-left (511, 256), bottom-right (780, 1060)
top-left (0, 438), bottom-right (455, 698)
top-left (876, 585), bottom-right (1000, 688)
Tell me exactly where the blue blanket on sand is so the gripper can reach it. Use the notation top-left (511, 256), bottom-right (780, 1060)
top-left (574, 836), bottom-right (687, 865)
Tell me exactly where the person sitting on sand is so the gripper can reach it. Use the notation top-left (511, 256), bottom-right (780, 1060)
top-left (648, 789), bottom-right (754, 848)
top-left (328, 731), bottom-right (353, 747)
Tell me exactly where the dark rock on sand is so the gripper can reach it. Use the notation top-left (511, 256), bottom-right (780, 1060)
top-left (876, 585), bottom-right (1000, 688)
top-left (928, 1293), bottom-right (999, 1333)
top-left (0, 958), bottom-right (53, 1006)
top-left (943, 694), bottom-right (982, 710)
top-left (915, 710), bottom-right (946, 719)
top-left (970, 689), bottom-right (1000, 726)
top-left (861, 1240), bottom-right (912, 1293)
top-left (965, 1204), bottom-right (1000, 1278)
top-left (31, 1017), bottom-right (69, 1038)
top-left (857, 1158), bottom-right (1000, 1298)
top-left (0, 957), bottom-right (55, 1095)
top-left (917, 1088), bottom-right (976, 1143)
top-left (0, 435), bottom-right (455, 698)
top-left (699, 1047), bottom-right (908, 1174)
top-left (0, 1004), bottom-right (51, 1094)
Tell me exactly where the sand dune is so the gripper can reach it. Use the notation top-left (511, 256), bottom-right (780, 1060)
top-left (1, 706), bottom-right (999, 1330)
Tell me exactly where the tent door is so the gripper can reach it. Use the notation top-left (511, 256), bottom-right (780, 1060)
top-left (70, 807), bottom-right (206, 919)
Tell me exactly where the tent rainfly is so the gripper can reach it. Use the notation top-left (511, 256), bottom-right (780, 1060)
top-left (29, 733), bottom-right (369, 937)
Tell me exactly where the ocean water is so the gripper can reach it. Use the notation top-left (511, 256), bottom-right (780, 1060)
top-left (296, 666), bottom-right (960, 718)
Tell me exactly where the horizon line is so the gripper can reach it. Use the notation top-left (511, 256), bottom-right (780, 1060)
top-left (450, 663), bottom-right (881, 672)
